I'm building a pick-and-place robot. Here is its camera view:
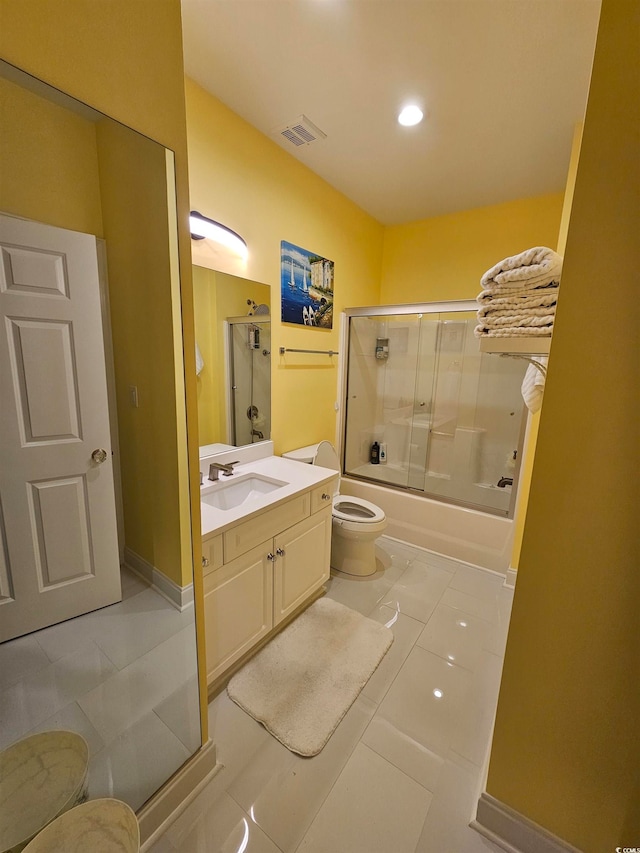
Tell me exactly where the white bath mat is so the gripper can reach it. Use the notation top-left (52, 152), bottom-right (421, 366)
top-left (227, 597), bottom-right (393, 756)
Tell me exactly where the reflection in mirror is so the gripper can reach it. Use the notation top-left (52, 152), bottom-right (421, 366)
top-left (192, 266), bottom-right (271, 451)
top-left (0, 61), bottom-right (201, 819)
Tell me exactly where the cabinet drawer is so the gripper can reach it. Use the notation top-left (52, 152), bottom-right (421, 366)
top-left (310, 480), bottom-right (336, 514)
top-left (201, 534), bottom-right (223, 577)
top-left (223, 493), bottom-right (310, 562)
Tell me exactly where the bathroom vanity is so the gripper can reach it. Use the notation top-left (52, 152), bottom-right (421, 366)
top-left (199, 452), bottom-right (337, 691)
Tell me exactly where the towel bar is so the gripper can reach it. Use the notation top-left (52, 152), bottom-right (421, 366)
top-left (279, 347), bottom-right (339, 356)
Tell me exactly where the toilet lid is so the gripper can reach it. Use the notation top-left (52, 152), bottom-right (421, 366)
top-left (333, 496), bottom-right (385, 524)
top-left (313, 441), bottom-right (340, 495)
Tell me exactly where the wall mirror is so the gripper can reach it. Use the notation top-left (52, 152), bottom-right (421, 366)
top-left (0, 60), bottom-right (201, 818)
top-left (193, 265), bottom-right (271, 454)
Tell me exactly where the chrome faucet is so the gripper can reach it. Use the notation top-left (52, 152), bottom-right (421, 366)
top-left (208, 461), bottom-right (240, 481)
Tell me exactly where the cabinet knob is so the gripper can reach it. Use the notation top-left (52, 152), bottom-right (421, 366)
top-left (202, 556), bottom-right (209, 567)
top-left (276, 547), bottom-right (285, 557)
top-left (322, 493), bottom-right (331, 501)
top-left (267, 552), bottom-right (275, 561)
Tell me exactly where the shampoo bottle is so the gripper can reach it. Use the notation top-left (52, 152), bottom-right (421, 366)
top-left (370, 441), bottom-right (380, 464)
top-left (379, 442), bottom-right (387, 464)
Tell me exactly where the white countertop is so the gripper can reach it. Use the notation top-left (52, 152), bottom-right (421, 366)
top-left (200, 455), bottom-right (337, 537)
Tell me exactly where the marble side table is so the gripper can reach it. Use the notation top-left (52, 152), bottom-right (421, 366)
top-left (0, 730), bottom-right (89, 853)
top-left (22, 799), bottom-right (139, 853)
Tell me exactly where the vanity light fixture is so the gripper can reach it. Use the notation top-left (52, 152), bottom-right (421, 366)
top-left (189, 210), bottom-right (248, 258)
top-left (398, 104), bottom-right (424, 127)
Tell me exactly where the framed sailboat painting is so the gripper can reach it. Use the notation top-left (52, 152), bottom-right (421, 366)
top-left (280, 240), bottom-right (334, 328)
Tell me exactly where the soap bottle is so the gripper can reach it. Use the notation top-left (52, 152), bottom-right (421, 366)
top-left (379, 442), bottom-right (387, 464)
top-left (370, 441), bottom-right (380, 464)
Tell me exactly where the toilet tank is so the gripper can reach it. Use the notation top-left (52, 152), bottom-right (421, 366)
top-left (282, 443), bottom-right (321, 464)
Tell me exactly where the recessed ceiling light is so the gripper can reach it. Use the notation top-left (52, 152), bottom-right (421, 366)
top-left (398, 105), bottom-right (424, 127)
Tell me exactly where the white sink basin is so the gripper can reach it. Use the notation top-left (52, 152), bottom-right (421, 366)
top-left (201, 473), bottom-right (288, 511)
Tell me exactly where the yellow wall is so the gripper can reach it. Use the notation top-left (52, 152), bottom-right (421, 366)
top-left (185, 78), bottom-right (384, 454)
top-left (0, 0), bottom-right (207, 741)
top-left (487, 0), bottom-right (639, 849)
top-left (0, 76), bottom-right (103, 236)
top-left (96, 121), bottom-right (187, 586)
top-left (509, 123), bottom-right (584, 573)
top-left (381, 193), bottom-right (564, 303)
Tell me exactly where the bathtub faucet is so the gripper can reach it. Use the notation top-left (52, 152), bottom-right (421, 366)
top-left (497, 477), bottom-right (513, 488)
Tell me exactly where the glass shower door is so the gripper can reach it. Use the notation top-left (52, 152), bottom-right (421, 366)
top-left (415, 313), bottom-right (525, 514)
top-left (344, 313), bottom-right (422, 487)
top-left (342, 305), bottom-right (529, 517)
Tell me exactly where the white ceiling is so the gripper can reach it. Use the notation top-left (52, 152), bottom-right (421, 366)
top-left (181, 0), bottom-right (601, 226)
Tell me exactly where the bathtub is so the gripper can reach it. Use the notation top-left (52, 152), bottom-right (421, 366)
top-left (340, 476), bottom-right (514, 574)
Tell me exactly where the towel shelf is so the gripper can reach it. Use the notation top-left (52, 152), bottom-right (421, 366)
top-left (478, 337), bottom-right (551, 355)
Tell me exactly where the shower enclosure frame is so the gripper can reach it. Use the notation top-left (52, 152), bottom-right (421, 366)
top-left (224, 315), bottom-right (271, 446)
top-left (337, 301), bottom-right (527, 519)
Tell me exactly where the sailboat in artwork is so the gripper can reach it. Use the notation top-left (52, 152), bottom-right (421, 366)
top-left (289, 258), bottom-right (296, 289)
top-left (303, 268), bottom-right (309, 292)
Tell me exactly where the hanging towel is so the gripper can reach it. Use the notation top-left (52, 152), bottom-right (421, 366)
top-left (521, 358), bottom-right (547, 413)
top-left (195, 342), bottom-right (204, 376)
top-left (481, 247), bottom-right (563, 292)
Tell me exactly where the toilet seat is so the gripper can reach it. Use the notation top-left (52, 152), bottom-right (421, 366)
top-left (284, 442), bottom-right (387, 575)
top-left (332, 496), bottom-right (385, 524)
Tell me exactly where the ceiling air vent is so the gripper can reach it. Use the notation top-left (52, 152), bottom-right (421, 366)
top-left (274, 115), bottom-right (327, 147)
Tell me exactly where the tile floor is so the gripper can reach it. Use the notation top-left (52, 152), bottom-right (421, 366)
top-left (0, 567), bottom-right (201, 811)
top-left (151, 536), bottom-right (512, 853)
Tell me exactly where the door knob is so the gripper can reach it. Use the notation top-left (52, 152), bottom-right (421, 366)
top-left (91, 448), bottom-right (108, 464)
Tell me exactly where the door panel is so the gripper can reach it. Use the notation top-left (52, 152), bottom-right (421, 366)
top-left (0, 214), bottom-right (121, 641)
top-left (1, 243), bottom-right (69, 297)
top-left (29, 476), bottom-right (93, 587)
top-left (7, 318), bottom-right (81, 443)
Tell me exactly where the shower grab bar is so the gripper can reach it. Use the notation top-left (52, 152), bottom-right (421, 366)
top-left (279, 347), bottom-right (339, 356)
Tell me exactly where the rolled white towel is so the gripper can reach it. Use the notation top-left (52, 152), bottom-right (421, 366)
top-left (481, 247), bottom-right (563, 291)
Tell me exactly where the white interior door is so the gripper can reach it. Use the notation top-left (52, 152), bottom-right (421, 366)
top-left (0, 213), bottom-right (121, 642)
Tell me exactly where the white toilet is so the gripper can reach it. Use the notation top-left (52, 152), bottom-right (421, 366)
top-left (283, 441), bottom-right (387, 577)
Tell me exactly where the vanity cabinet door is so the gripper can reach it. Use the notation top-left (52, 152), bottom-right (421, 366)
top-left (203, 542), bottom-right (273, 684)
top-left (272, 506), bottom-right (331, 626)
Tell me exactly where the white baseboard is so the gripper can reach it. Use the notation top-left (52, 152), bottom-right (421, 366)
top-left (472, 793), bottom-right (582, 853)
top-left (505, 567), bottom-right (518, 588)
top-left (138, 740), bottom-right (220, 850)
top-left (124, 547), bottom-right (193, 611)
